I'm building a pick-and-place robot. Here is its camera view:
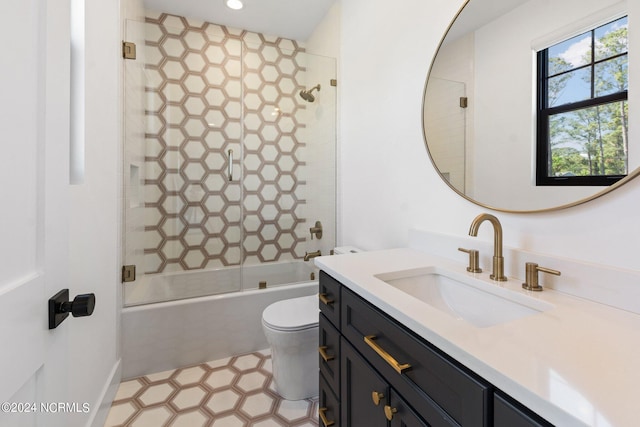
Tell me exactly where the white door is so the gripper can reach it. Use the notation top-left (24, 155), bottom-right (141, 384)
top-left (0, 1), bottom-right (74, 426)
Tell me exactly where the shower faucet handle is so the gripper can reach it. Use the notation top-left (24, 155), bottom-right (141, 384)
top-left (309, 221), bottom-right (323, 240)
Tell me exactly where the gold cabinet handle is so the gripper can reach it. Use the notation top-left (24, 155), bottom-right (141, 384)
top-left (364, 335), bottom-right (411, 374)
top-left (371, 391), bottom-right (384, 406)
top-left (318, 407), bottom-right (335, 427)
top-left (384, 405), bottom-right (397, 421)
top-left (318, 346), bottom-right (335, 362)
top-left (319, 293), bottom-right (335, 306)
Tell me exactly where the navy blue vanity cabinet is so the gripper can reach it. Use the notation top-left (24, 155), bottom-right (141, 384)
top-left (319, 270), bottom-right (557, 427)
top-left (494, 392), bottom-right (553, 427)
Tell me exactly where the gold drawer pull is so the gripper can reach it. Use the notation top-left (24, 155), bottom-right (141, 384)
top-left (364, 335), bottom-right (411, 374)
top-left (319, 407), bottom-right (335, 427)
top-left (318, 346), bottom-right (335, 362)
top-left (384, 405), bottom-right (398, 421)
top-left (371, 391), bottom-right (384, 406)
top-left (319, 293), bottom-right (335, 306)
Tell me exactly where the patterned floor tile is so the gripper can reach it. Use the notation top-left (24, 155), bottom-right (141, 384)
top-left (104, 350), bottom-right (318, 427)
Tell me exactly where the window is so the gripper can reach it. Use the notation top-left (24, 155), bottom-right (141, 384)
top-left (536, 16), bottom-right (628, 186)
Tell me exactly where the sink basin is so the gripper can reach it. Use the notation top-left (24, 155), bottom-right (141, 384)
top-left (374, 267), bottom-right (553, 328)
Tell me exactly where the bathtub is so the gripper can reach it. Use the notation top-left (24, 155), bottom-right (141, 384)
top-left (121, 261), bottom-right (318, 379)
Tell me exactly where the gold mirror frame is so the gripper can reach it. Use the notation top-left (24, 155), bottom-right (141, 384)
top-left (422, 0), bottom-right (639, 213)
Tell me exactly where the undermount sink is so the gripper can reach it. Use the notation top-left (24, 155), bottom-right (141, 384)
top-left (374, 267), bottom-right (553, 328)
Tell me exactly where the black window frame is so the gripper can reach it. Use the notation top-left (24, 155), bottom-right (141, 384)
top-left (536, 17), bottom-right (628, 187)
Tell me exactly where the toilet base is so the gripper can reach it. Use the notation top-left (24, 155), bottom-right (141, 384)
top-left (263, 323), bottom-right (318, 400)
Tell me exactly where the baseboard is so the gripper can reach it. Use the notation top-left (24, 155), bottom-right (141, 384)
top-left (86, 358), bottom-right (122, 427)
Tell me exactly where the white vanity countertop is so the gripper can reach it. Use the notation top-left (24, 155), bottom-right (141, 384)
top-left (315, 248), bottom-right (640, 427)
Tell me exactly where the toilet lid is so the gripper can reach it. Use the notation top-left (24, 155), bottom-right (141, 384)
top-left (262, 294), bottom-right (318, 332)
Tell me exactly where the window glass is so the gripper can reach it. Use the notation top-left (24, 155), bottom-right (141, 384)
top-left (537, 15), bottom-right (628, 186)
top-left (548, 101), bottom-right (628, 178)
top-left (594, 16), bottom-right (628, 61)
top-left (594, 57), bottom-right (628, 97)
top-left (548, 68), bottom-right (591, 107)
top-left (547, 32), bottom-right (591, 75)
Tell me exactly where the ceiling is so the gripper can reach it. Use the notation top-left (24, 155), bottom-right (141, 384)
top-left (143, 0), bottom-right (336, 41)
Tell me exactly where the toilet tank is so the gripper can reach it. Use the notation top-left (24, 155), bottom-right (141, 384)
top-left (333, 246), bottom-right (363, 255)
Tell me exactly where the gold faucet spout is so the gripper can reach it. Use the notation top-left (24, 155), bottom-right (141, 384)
top-left (304, 250), bottom-right (322, 261)
top-left (468, 213), bottom-right (506, 281)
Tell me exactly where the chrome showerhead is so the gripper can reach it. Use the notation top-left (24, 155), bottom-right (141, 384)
top-left (299, 84), bottom-right (321, 102)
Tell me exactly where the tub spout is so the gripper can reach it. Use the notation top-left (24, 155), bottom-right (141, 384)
top-left (303, 250), bottom-right (321, 261)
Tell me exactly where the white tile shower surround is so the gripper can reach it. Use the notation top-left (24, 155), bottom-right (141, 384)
top-left (140, 13), bottom-right (314, 274)
top-left (104, 350), bottom-right (319, 427)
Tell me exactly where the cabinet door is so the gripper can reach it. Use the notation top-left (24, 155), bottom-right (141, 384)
top-left (341, 338), bottom-right (388, 427)
top-left (494, 392), bottom-right (553, 427)
top-left (388, 389), bottom-right (429, 427)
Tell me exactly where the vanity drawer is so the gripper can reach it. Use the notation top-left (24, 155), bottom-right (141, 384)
top-left (319, 313), bottom-right (340, 397)
top-left (494, 392), bottom-right (553, 427)
top-left (319, 270), bottom-right (341, 328)
top-left (341, 287), bottom-right (490, 427)
top-left (319, 372), bottom-right (340, 427)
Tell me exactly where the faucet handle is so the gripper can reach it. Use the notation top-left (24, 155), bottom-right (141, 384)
top-left (458, 247), bottom-right (482, 273)
top-left (522, 262), bottom-right (561, 291)
top-left (309, 221), bottom-right (323, 240)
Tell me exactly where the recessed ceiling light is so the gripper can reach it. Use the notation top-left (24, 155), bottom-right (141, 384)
top-left (225, 0), bottom-right (244, 10)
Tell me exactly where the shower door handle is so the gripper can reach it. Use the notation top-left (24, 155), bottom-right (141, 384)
top-left (227, 149), bottom-right (233, 182)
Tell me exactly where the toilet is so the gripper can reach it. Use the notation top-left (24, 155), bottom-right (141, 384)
top-left (262, 294), bottom-right (319, 400)
top-left (261, 246), bottom-right (361, 400)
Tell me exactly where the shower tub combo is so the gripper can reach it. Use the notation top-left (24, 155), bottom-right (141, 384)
top-left (121, 261), bottom-right (318, 379)
top-left (120, 14), bottom-right (337, 380)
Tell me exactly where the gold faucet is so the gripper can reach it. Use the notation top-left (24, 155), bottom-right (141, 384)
top-left (468, 213), bottom-right (507, 281)
top-left (303, 250), bottom-right (322, 261)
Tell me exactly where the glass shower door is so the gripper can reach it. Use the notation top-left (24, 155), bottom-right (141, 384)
top-left (123, 14), bottom-right (338, 305)
top-left (239, 40), bottom-right (337, 290)
top-left (123, 18), bottom-right (243, 305)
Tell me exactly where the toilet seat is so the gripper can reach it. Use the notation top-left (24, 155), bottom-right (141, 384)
top-left (262, 295), bottom-right (318, 332)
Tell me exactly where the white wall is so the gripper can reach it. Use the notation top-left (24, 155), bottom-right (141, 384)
top-left (339, 0), bottom-right (640, 272)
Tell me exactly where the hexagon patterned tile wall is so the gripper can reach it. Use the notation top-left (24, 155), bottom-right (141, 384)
top-left (142, 13), bottom-right (311, 274)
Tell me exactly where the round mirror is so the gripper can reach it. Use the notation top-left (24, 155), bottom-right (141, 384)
top-left (423, 0), bottom-right (638, 212)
